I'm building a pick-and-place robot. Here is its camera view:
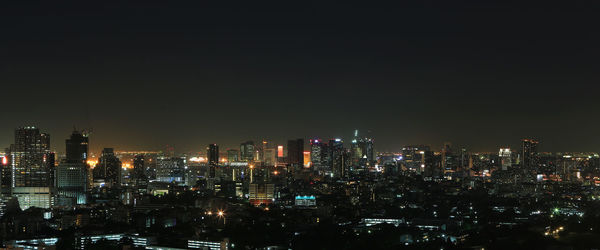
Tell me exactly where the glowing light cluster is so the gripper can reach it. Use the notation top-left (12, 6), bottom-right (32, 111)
top-left (87, 160), bottom-right (98, 168)
top-left (189, 157), bottom-right (206, 162)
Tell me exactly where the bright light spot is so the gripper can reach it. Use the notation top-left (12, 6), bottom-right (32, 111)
top-left (87, 160), bottom-right (98, 168)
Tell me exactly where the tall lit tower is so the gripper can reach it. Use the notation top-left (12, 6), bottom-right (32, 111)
top-left (10, 126), bottom-right (54, 209)
top-left (11, 127), bottom-right (53, 188)
top-left (351, 130), bottom-right (375, 167)
top-left (499, 148), bottom-right (512, 170)
top-left (310, 139), bottom-right (324, 171)
top-left (65, 130), bottom-right (88, 163)
top-left (330, 138), bottom-right (345, 178)
top-left (56, 131), bottom-right (89, 205)
top-left (522, 139), bottom-right (538, 168)
top-left (240, 141), bottom-right (255, 162)
top-left (207, 144), bottom-right (219, 165)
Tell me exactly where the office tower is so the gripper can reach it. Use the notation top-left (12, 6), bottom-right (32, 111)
top-left (207, 144), bottom-right (219, 165)
top-left (56, 162), bottom-right (87, 205)
top-left (522, 139), bottom-right (539, 168)
top-left (93, 148), bottom-right (122, 188)
top-left (310, 139), bottom-right (324, 171)
top-left (227, 149), bottom-right (239, 162)
top-left (351, 130), bottom-right (375, 167)
top-left (248, 183), bottom-right (274, 206)
top-left (287, 139), bottom-right (304, 166)
top-left (65, 130), bottom-right (88, 163)
top-left (441, 142), bottom-right (455, 173)
top-left (132, 155), bottom-right (147, 185)
top-left (330, 139), bottom-right (344, 178)
top-left (303, 151), bottom-right (311, 168)
top-left (11, 127), bottom-right (53, 187)
top-left (10, 127), bottom-right (54, 209)
top-left (402, 145), bottom-right (432, 174)
top-left (56, 131), bottom-right (89, 206)
top-left (263, 148), bottom-right (277, 166)
top-left (0, 154), bottom-right (10, 197)
top-left (499, 148), bottom-right (512, 170)
top-left (156, 156), bottom-right (186, 183)
top-left (257, 141), bottom-right (268, 163)
top-left (458, 147), bottom-right (468, 171)
top-left (240, 141), bottom-right (255, 162)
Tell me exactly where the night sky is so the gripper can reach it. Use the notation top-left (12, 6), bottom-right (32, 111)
top-left (1, 1), bottom-right (599, 153)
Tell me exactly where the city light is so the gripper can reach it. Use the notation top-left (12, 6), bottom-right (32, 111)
top-left (189, 157), bottom-right (206, 163)
top-left (87, 160), bottom-right (98, 168)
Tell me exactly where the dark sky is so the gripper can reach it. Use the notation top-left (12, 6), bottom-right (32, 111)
top-left (1, 1), bottom-right (599, 154)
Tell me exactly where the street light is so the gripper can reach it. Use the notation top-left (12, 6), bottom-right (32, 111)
top-left (217, 210), bottom-right (226, 225)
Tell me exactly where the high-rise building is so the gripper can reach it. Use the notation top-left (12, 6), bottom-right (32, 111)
top-left (402, 145), bottom-right (432, 175)
top-left (9, 127), bottom-right (54, 210)
top-left (441, 142), bottom-right (455, 173)
top-left (277, 146), bottom-right (284, 158)
top-left (240, 141), bottom-right (255, 162)
top-left (351, 130), bottom-right (374, 167)
top-left (329, 139), bottom-right (345, 178)
top-left (0, 153), bottom-right (10, 197)
top-left (499, 148), bottom-right (512, 170)
top-left (93, 148), bottom-right (122, 188)
top-left (310, 139), bottom-right (324, 171)
top-left (207, 144), bottom-right (219, 165)
top-left (263, 148), bottom-right (277, 166)
top-left (303, 151), bottom-right (311, 168)
top-left (156, 156), bottom-right (186, 183)
top-left (56, 162), bottom-right (87, 206)
top-left (522, 139), bottom-right (539, 168)
top-left (11, 127), bottom-right (53, 188)
top-left (132, 155), bottom-right (147, 185)
top-left (56, 131), bottom-right (89, 206)
top-left (287, 139), bottom-right (304, 166)
top-left (248, 183), bottom-right (274, 206)
top-left (226, 149), bottom-right (239, 162)
top-left (65, 130), bottom-right (88, 163)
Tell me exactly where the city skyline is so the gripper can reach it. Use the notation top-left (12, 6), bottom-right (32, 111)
top-left (0, 125), bottom-right (596, 154)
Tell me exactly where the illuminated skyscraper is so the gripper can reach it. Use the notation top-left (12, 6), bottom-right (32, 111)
top-left (248, 183), bottom-right (274, 206)
top-left (156, 156), bottom-right (186, 183)
top-left (65, 130), bottom-right (88, 163)
top-left (310, 139), bottom-right (324, 171)
top-left (522, 139), bottom-right (538, 168)
top-left (227, 149), bottom-right (239, 162)
top-left (10, 127), bottom-right (54, 209)
top-left (132, 154), bottom-right (147, 185)
top-left (240, 141), bottom-right (255, 162)
top-left (329, 139), bottom-right (346, 178)
top-left (263, 148), bottom-right (277, 166)
top-left (303, 151), bottom-right (311, 168)
top-left (277, 145), bottom-right (284, 158)
top-left (56, 131), bottom-right (89, 206)
top-left (0, 153), bottom-right (10, 197)
top-left (207, 144), bottom-right (219, 165)
top-left (11, 127), bottom-right (53, 188)
top-left (499, 148), bottom-right (512, 170)
top-left (351, 130), bottom-right (374, 167)
top-left (441, 142), bottom-right (456, 173)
